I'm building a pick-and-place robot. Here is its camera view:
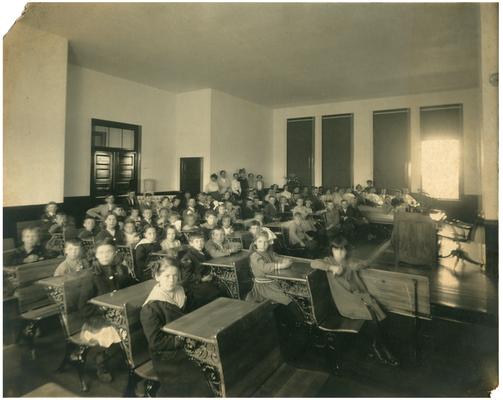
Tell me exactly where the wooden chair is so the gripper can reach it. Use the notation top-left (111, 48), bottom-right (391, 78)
top-left (116, 245), bottom-right (137, 280)
top-left (306, 270), bottom-right (365, 371)
top-left (40, 272), bottom-right (94, 392)
top-left (4, 258), bottom-right (62, 359)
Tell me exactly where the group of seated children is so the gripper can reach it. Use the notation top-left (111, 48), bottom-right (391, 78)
top-left (8, 173), bottom-right (409, 394)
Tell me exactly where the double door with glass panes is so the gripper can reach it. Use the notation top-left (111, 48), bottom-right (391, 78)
top-left (91, 119), bottom-right (141, 198)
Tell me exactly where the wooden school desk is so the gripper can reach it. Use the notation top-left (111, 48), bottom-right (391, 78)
top-left (88, 280), bottom-right (156, 367)
top-left (264, 257), bottom-right (317, 324)
top-left (201, 250), bottom-right (251, 300)
top-left (162, 297), bottom-right (278, 397)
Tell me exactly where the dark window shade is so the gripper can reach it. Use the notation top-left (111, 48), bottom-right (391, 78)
top-left (373, 109), bottom-right (410, 191)
top-left (420, 105), bottom-right (462, 140)
top-left (322, 114), bottom-right (353, 188)
top-left (287, 118), bottom-right (314, 187)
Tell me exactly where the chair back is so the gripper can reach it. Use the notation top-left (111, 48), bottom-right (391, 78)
top-left (306, 269), bottom-right (341, 326)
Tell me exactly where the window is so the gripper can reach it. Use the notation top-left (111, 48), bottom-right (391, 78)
top-left (287, 117), bottom-right (314, 187)
top-left (420, 105), bottom-right (462, 200)
top-left (322, 114), bottom-right (353, 188)
top-left (373, 109), bottom-right (410, 190)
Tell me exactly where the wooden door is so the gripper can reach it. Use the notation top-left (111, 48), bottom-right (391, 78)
top-left (115, 151), bottom-right (137, 196)
top-left (287, 118), bottom-right (314, 187)
top-left (180, 157), bottom-right (202, 196)
top-left (322, 114), bottom-right (353, 188)
top-left (93, 151), bottom-right (114, 198)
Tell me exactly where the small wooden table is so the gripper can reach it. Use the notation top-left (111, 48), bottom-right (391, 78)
top-left (265, 257), bottom-right (317, 324)
top-left (202, 251), bottom-right (251, 299)
top-left (162, 297), bottom-right (273, 397)
top-left (88, 280), bottom-right (156, 366)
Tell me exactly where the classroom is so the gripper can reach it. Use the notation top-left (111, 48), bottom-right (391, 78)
top-left (2, 2), bottom-right (499, 398)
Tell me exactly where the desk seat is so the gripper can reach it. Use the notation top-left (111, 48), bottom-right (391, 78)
top-left (135, 360), bottom-right (159, 381)
top-left (21, 303), bottom-right (60, 321)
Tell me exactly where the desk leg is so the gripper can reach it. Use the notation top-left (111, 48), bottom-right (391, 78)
top-left (274, 280), bottom-right (314, 325)
top-left (181, 337), bottom-right (224, 397)
top-left (102, 307), bottom-right (133, 368)
top-left (210, 267), bottom-right (240, 300)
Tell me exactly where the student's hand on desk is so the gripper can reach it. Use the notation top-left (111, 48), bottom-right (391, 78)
top-left (281, 258), bottom-right (293, 268)
top-left (201, 274), bottom-right (213, 282)
top-left (329, 265), bottom-right (343, 275)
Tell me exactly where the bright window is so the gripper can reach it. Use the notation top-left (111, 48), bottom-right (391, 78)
top-left (421, 139), bottom-right (460, 200)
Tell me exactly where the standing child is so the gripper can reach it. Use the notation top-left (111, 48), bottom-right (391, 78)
top-left (54, 239), bottom-right (90, 276)
top-left (135, 227), bottom-right (161, 281)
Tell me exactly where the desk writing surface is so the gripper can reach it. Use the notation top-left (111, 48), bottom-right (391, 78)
top-left (264, 222), bottom-right (285, 229)
top-left (37, 271), bottom-right (90, 287)
top-left (265, 260), bottom-right (313, 282)
top-left (89, 279), bottom-right (156, 309)
top-left (162, 297), bottom-right (261, 343)
top-left (203, 251), bottom-right (250, 267)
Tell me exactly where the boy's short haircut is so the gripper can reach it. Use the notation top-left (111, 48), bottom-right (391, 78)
top-left (124, 218), bottom-right (136, 226)
top-left (205, 210), bottom-right (216, 219)
top-left (188, 231), bottom-right (204, 242)
top-left (142, 208), bottom-right (153, 213)
top-left (83, 216), bottom-right (96, 222)
top-left (210, 173), bottom-right (218, 180)
top-left (65, 238), bottom-right (82, 249)
top-left (257, 175), bottom-right (263, 179)
top-left (249, 220), bottom-right (262, 228)
top-left (159, 207), bottom-right (169, 214)
top-left (211, 227), bottom-right (224, 236)
top-left (22, 226), bottom-right (40, 237)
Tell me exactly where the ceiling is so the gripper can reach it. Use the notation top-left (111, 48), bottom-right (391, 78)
top-left (18, 3), bottom-right (481, 107)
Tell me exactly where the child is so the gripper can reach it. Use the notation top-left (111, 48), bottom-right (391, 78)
top-left (231, 173), bottom-right (241, 197)
top-left (182, 198), bottom-right (198, 222)
top-left (255, 174), bottom-right (265, 196)
top-left (86, 194), bottom-right (116, 221)
top-left (140, 208), bottom-right (157, 232)
top-left (241, 198), bottom-right (255, 220)
top-left (11, 227), bottom-right (48, 265)
top-left (287, 213), bottom-right (318, 253)
top-left (245, 232), bottom-right (292, 305)
top-left (46, 212), bottom-right (71, 254)
top-left (215, 204), bottom-right (227, 223)
top-left (140, 258), bottom-right (212, 397)
top-left (78, 239), bottom-right (134, 382)
top-left (218, 170), bottom-right (231, 194)
top-left (171, 197), bottom-right (183, 213)
top-left (129, 208), bottom-right (142, 228)
top-left (248, 220), bottom-right (276, 247)
top-left (160, 225), bottom-right (182, 255)
top-left (123, 220), bottom-right (141, 247)
top-left (220, 215), bottom-right (234, 237)
top-left (224, 200), bottom-right (239, 221)
top-left (79, 217), bottom-right (97, 240)
top-left (168, 212), bottom-right (182, 234)
top-left (278, 196), bottom-right (291, 215)
top-left (325, 200), bottom-right (341, 240)
top-left (263, 196), bottom-right (279, 223)
top-left (200, 211), bottom-right (219, 241)
top-left (204, 227), bottom-right (241, 258)
top-left (182, 213), bottom-right (199, 234)
top-left (112, 206), bottom-right (127, 230)
top-left (180, 232), bottom-right (223, 310)
top-left (135, 227), bottom-right (162, 281)
top-left (54, 239), bottom-right (90, 276)
top-left (251, 197), bottom-right (262, 212)
top-left (156, 207), bottom-right (171, 230)
top-left (41, 201), bottom-right (58, 226)
top-left (95, 214), bottom-right (126, 245)
top-left (310, 236), bottom-right (398, 366)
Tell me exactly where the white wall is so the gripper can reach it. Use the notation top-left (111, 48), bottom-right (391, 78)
top-left (173, 89), bottom-right (212, 190)
top-left (4, 22), bottom-right (68, 206)
top-left (65, 64), bottom-right (177, 196)
top-left (211, 90), bottom-right (273, 186)
top-left (479, 4), bottom-right (498, 220)
top-left (272, 88), bottom-right (481, 195)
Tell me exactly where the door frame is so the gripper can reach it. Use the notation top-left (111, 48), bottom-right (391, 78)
top-left (286, 117), bottom-right (315, 187)
top-left (90, 118), bottom-right (142, 198)
top-left (179, 157), bottom-right (203, 194)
